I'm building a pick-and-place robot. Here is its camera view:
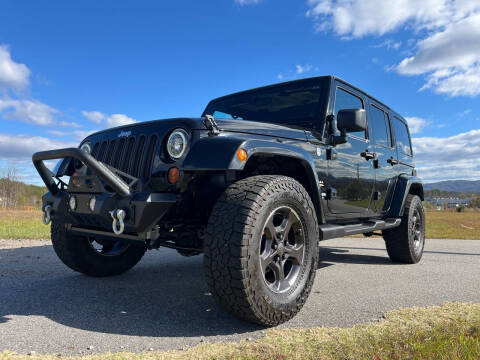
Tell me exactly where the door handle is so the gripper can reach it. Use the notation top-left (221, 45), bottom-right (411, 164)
top-left (387, 157), bottom-right (399, 165)
top-left (360, 150), bottom-right (376, 160)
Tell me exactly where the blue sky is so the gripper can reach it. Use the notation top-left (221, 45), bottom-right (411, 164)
top-left (0, 0), bottom-right (479, 183)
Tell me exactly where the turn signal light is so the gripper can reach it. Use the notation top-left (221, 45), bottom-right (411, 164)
top-left (168, 167), bottom-right (180, 184)
top-left (237, 148), bottom-right (247, 162)
top-left (72, 172), bottom-right (78, 186)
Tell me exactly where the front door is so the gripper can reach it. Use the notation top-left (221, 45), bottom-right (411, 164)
top-left (327, 85), bottom-right (375, 217)
top-left (368, 102), bottom-right (398, 214)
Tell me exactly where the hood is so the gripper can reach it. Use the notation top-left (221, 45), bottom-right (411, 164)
top-left (213, 118), bottom-right (307, 140)
top-left (84, 117), bottom-right (307, 143)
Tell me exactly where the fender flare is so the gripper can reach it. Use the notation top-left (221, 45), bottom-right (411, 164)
top-left (182, 136), bottom-right (325, 223)
top-left (387, 174), bottom-right (424, 217)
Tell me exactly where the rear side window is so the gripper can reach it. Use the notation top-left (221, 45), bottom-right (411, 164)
top-left (334, 87), bottom-right (366, 139)
top-left (369, 104), bottom-right (392, 147)
top-left (393, 116), bottom-right (412, 156)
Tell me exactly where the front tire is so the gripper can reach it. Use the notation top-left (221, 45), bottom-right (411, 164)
top-left (51, 220), bottom-right (147, 277)
top-left (383, 195), bottom-right (425, 263)
top-left (203, 175), bottom-right (319, 326)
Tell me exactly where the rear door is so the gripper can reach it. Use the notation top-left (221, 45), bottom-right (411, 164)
top-left (368, 102), bottom-right (397, 214)
top-left (326, 84), bottom-right (375, 217)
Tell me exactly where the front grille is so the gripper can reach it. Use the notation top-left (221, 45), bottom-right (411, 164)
top-left (91, 134), bottom-right (158, 181)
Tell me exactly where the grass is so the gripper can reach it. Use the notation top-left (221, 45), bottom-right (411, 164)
top-left (0, 209), bottom-right (479, 240)
top-left (0, 302), bottom-right (479, 359)
top-left (425, 210), bottom-right (479, 239)
top-left (0, 209), bottom-right (50, 240)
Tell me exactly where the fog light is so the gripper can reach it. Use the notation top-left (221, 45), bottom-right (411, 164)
top-left (168, 167), bottom-right (180, 184)
top-left (89, 196), bottom-right (96, 212)
top-left (69, 195), bottom-right (77, 211)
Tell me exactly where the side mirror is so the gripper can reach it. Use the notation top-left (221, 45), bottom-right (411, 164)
top-left (329, 108), bottom-right (367, 146)
top-left (337, 108), bottom-right (367, 133)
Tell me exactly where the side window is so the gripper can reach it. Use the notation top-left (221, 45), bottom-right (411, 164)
top-left (370, 104), bottom-right (392, 147)
top-left (393, 117), bottom-right (412, 156)
top-left (334, 87), bottom-right (366, 139)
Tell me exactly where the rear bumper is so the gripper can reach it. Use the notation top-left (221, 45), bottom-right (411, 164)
top-left (33, 148), bottom-right (179, 240)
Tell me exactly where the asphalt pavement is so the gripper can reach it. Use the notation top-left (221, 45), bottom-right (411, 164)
top-left (0, 237), bottom-right (478, 355)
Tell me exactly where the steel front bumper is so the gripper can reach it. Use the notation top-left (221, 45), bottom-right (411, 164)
top-left (32, 148), bottom-right (179, 241)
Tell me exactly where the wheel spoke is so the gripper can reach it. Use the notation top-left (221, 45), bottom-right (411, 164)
top-left (264, 216), bottom-right (277, 238)
top-left (279, 209), bottom-right (297, 236)
top-left (260, 239), bottom-right (277, 272)
top-left (285, 244), bottom-right (304, 264)
top-left (271, 260), bottom-right (285, 285)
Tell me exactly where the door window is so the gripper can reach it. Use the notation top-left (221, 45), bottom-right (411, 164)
top-left (334, 88), bottom-right (366, 139)
top-left (370, 104), bottom-right (392, 148)
top-left (393, 117), bottom-right (413, 156)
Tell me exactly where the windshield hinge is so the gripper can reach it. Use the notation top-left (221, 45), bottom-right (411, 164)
top-left (203, 115), bottom-right (220, 136)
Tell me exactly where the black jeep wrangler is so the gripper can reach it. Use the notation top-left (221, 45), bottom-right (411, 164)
top-left (33, 76), bottom-right (425, 326)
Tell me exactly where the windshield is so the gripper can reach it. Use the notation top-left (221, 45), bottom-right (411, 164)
top-left (202, 77), bottom-right (330, 128)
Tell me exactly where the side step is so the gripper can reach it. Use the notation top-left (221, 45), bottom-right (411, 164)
top-left (319, 218), bottom-right (401, 241)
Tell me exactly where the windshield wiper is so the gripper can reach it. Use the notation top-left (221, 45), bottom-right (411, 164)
top-left (203, 115), bottom-right (220, 136)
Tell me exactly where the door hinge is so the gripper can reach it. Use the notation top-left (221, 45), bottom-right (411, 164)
top-left (326, 148), bottom-right (337, 160)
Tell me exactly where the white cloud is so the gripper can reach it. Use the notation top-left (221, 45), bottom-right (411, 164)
top-left (0, 45), bottom-right (30, 91)
top-left (306, 0), bottom-right (480, 97)
top-left (0, 46), bottom-right (81, 129)
top-left (405, 116), bottom-right (429, 134)
top-left (372, 39), bottom-right (402, 50)
top-left (81, 110), bottom-right (105, 124)
top-left (457, 109), bottom-right (472, 117)
top-left (82, 110), bottom-right (136, 128)
top-left (0, 132), bottom-right (75, 161)
top-left (0, 98), bottom-right (58, 125)
top-left (296, 64), bottom-right (313, 74)
top-left (106, 113), bottom-right (136, 127)
top-left (413, 129), bottom-right (480, 181)
top-left (306, 0), bottom-right (464, 37)
top-left (59, 121), bottom-right (81, 128)
top-left (72, 129), bottom-right (98, 141)
top-left (47, 129), bottom-right (98, 141)
top-left (235, 0), bottom-right (261, 5)
top-left (396, 13), bottom-right (480, 97)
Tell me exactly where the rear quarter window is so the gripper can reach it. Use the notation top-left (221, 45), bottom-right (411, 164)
top-left (393, 116), bottom-right (412, 156)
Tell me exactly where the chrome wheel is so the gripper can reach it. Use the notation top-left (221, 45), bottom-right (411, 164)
top-left (88, 238), bottom-right (130, 257)
top-left (259, 206), bottom-right (305, 293)
top-left (410, 208), bottom-right (424, 254)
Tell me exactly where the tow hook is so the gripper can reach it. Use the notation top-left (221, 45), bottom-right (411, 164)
top-left (42, 204), bottom-right (52, 225)
top-left (109, 209), bottom-right (126, 235)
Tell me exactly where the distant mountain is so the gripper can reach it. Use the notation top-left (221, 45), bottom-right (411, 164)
top-left (424, 180), bottom-right (480, 193)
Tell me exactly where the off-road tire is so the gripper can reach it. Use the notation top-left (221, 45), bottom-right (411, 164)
top-left (51, 220), bottom-right (147, 277)
top-left (203, 175), bottom-right (319, 326)
top-left (383, 195), bottom-right (425, 263)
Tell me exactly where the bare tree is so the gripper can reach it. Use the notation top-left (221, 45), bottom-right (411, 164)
top-left (0, 163), bottom-right (21, 208)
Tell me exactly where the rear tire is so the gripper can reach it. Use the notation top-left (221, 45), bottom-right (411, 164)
top-left (203, 175), bottom-right (319, 326)
top-left (51, 220), bottom-right (147, 277)
top-left (383, 195), bottom-right (425, 263)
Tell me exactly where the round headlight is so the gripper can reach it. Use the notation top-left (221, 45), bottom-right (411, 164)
top-left (167, 129), bottom-right (188, 159)
top-left (80, 142), bottom-right (91, 154)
